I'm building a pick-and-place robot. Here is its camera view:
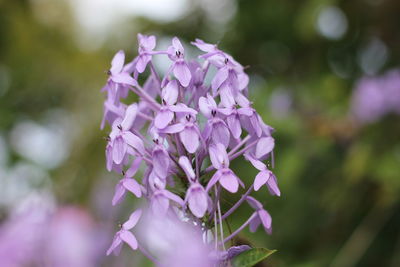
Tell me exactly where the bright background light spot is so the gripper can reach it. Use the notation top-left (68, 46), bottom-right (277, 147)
top-left (316, 6), bottom-right (348, 40)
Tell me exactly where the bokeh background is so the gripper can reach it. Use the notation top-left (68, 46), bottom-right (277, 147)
top-left (1, 0), bottom-right (400, 266)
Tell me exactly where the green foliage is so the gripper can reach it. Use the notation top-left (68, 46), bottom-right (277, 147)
top-left (232, 248), bottom-right (276, 267)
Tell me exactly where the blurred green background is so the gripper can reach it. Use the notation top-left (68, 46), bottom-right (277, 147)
top-left (1, 0), bottom-right (400, 266)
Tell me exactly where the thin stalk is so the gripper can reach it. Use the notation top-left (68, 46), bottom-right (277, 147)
top-left (138, 244), bottom-right (159, 264)
top-left (222, 185), bottom-right (254, 221)
top-left (221, 213), bottom-right (256, 244)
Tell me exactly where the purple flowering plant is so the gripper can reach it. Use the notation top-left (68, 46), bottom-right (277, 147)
top-left (101, 34), bottom-right (280, 266)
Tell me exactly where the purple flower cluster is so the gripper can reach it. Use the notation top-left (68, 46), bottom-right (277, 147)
top-left (351, 69), bottom-right (400, 124)
top-left (101, 34), bottom-right (280, 264)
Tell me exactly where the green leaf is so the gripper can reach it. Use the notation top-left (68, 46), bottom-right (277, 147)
top-left (232, 248), bottom-right (276, 267)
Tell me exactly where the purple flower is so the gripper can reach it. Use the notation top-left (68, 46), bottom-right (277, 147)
top-left (165, 37), bottom-right (192, 87)
top-left (135, 34), bottom-right (156, 73)
top-left (107, 209), bottom-right (142, 256)
top-left (246, 154), bottom-right (280, 195)
top-left (246, 196), bottom-right (272, 234)
top-left (100, 35), bottom-right (281, 263)
top-left (206, 143), bottom-right (244, 193)
top-left (112, 157), bottom-right (143, 205)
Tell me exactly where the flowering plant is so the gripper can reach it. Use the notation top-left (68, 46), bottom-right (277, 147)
top-left (101, 34), bottom-right (280, 266)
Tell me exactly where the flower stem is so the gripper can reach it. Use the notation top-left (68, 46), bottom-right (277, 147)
top-left (222, 185), bottom-right (253, 221)
top-left (221, 213), bottom-right (257, 244)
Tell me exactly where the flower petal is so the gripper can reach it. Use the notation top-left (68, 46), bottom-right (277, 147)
top-left (152, 147), bottom-right (170, 178)
top-left (267, 174), bottom-right (281, 197)
top-left (123, 209), bottom-right (142, 230)
top-left (110, 50), bottom-right (125, 74)
top-left (227, 114), bottom-right (242, 139)
top-left (155, 109), bottom-right (174, 129)
top-left (106, 234), bottom-right (123, 256)
top-left (188, 186), bottom-right (208, 218)
top-left (206, 170), bottom-right (222, 192)
top-left (254, 171), bottom-right (270, 191)
top-left (160, 123), bottom-right (185, 134)
top-left (122, 132), bottom-right (145, 155)
top-left (179, 127), bottom-right (199, 153)
top-left (212, 120), bottom-right (230, 148)
top-left (258, 209), bottom-right (272, 229)
top-left (112, 73), bottom-right (137, 86)
top-left (126, 157), bottom-right (142, 177)
top-left (219, 170), bottom-right (239, 193)
top-left (121, 104), bottom-right (138, 130)
top-left (211, 67), bottom-right (229, 91)
top-left (123, 178), bottom-right (142, 198)
top-left (255, 137), bottom-right (275, 159)
top-left (162, 80), bottom-right (179, 105)
top-left (151, 193), bottom-right (170, 215)
top-left (112, 182), bottom-right (126, 206)
top-left (249, 215), bottom-right (261, 233)
top-left (120, 231), bottom-right (138, 250)
top-left (173, 61), bottom-right (192, 87)
top-left (178, 156), bottom-right (195, 180)
top-left (112, 136), bottom-right (127, 164)
top-left (136, 54), bottom-right (151, 73)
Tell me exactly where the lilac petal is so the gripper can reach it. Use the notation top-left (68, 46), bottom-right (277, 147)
top-left (151, 194), bottom-right (170, 215)
top-left (258, 209), bottom-right (272, 229)
top-left (155, 109), bottom-right (174, 129)
top-left (120, 231), bottom-right (138, 250)
top-left (152, 147), bottom-right (170, 178)
top-left (112, 182), bottom-right (126, 206)
top-left (198, 96), bottom-right (212, 118)
top-left (178, 156), bottom-right (195, 180)
top-left (219, 170), bottom-right (239, 193)
top-left (212, 121), bottom-right (230, 148)
top-left (237, 72), bottom-right (249, 90)
top-left (106, 235), bottom-right (123, 256)
top-left (179, 127), bottom-right (199, 153)
top-left (126, 157), bottom-right (142, 177)
top-left (249, 215), bottom-right (261, 233)
top-left (227, 114), bottom-right (242, 139)
top-left (122, 132), bottom-right (145, 155)
top-left (172, 37), bottom-right (184, 52)
top-left (169, 103), bottom-right (197, 114)
top-left (188, 186), bottom-right (208, 218)
top-left (209, 143), bottom-right (229, 169)
top-left (110, 50), bottom-right (125, 74)
top-left (123, 209), bottom-right (142, 230)
top-left (254, 171), bottom-right (270, 191)
top-left (112, 136), bottom-right (127, 164)
top-left (136, 54), bottom-right (151, 73)
top-left (226, 245), bottom-right (252, 260)
top-left (123, 178), bottom-right (142, 198)
top-left (206, 170), bottom-right (222, 192)
top-left (255, 137), bottom-right (275, 159)
top-left (163, 190), bottom-right (184, 206)
top-left (211, 67), bottom-right (229, 91)
top-left (173, 61), bottom-right (192, 87)
top-left (250, 114), bottom-right (262, 137)
top-left (121, 104), bottom-right (138, 130)
top-left (246, 196), bottom-right (264, 210)
top-left (237, 107), bottom-right (253, 116)
top-left (160, 123), bottom-right (185, 134)
top-left (112, 73), bottom-right (137, 86)
top-left (106, 145), bottom-right (113, 171)
top-left (191, 39), bottom-right (215, 52)
top-left (162, 80), bottom-right (179, 105)
top-left (219, 84), bottom-right (236, 107)
top-left (245, 155), bottom-right (266, 171)
top-left (267, 174), bottom-right (281, 196)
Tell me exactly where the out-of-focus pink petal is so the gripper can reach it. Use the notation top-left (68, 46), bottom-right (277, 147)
top-left (123, 209), bottom-right (142, 230)
top-left (112, 182), bottom-right (126, 206)
top-left (120, 231), bottom-right (138, 250)
top-left (106, 235), bottom-right (123, 256)
top-left (151, 194), bottom-right (170, 215)
top-left (172, 37), bottom-right (184, 52)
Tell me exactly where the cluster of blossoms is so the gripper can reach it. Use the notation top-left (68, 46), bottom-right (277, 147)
top-left (101, 34), bottom-right (280, 265)
top-left (351, 69), bottom-right (400, 124)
